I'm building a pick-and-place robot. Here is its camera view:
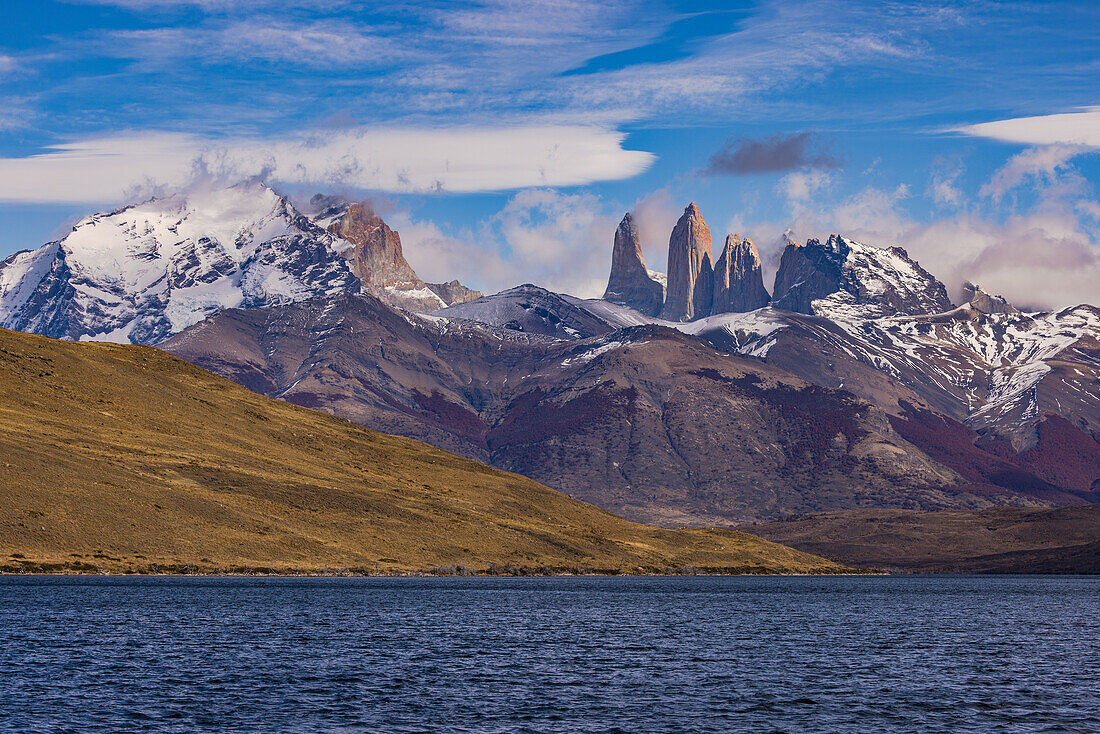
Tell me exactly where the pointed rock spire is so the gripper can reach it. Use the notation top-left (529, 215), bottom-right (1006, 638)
top-left (603, 212), bottom-right (665, 316)
top-left (712, 234), bottom-right (771, 313)
top-left (660, 203), bottom-right (713, 321)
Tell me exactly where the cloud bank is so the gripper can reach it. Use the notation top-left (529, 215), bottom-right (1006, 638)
top-left (0, 126), bottom-right (654, 203)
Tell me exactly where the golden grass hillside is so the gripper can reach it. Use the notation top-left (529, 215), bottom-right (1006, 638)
top-left (0, 328), bottom-right (847, 575)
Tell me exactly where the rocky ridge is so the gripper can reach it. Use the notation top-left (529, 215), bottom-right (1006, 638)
top-left (0, 183), bottom-right (479, 344)
top-left (770, 234), bottom-right (954, 319)
top-left (163, 291), bottom-right (1073, 526)
top-left (713, 234), bottom-right (771, 313)
top-left (963, 282), bottom-right (1018, 315)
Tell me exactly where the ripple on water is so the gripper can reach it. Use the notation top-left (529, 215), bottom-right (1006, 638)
top-left (0, 576), bottom-right (1098, 733)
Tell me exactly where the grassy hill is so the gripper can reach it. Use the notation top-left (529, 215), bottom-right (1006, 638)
top-left (0, 328), bottom-right (846, 575)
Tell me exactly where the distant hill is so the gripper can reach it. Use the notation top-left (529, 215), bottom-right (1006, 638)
top-left (741, 505), bottom-right (1100, 573)
top-left (0, 327), bottom-right (844, 575)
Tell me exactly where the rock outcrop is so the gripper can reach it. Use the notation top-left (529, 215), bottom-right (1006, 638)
top-left (712, 235), bottom-right (771, 313)
top-left (427, 280), bottom-right (483, 307)
top-left (602, 213), bottom-right (665, 316)
top-left (772, 234), bottom-right (953, 318)
top-left (660, 203), bottom-right (713, 322)
top-left (693, 252), bottom-right (714, 319)
top-left (962, 282), bottom-right (1018, 315)
top-left (771, 236), bottom-right (845, 315)
top-left (328, 203), bottom-right (481, 312)
top-left (328, 203), bottom-right (423, 290)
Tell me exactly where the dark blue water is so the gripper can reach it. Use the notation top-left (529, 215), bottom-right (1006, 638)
top-left (1, 576), bottom-right (1097, 733)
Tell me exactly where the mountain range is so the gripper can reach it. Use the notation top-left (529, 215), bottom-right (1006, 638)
top-left (2, 184), bottom-right (1097, 530)
top-left (0, 182), bottom-right (479, 344)
top-left (0, 326), bottom-right (840, 575)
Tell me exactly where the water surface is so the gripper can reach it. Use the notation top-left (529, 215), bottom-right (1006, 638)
top-left (1, 575), bottom-right (1097, 732)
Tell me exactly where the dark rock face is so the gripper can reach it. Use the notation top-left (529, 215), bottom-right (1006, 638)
top-left (963, 282), bottom-right (1018, 315)
top-left (771, 234), bottom-right (953, 317)
top-left (602, 213), bottom-right (664, 316)
top-left (660, 203), bottom-right (712, 322)
top-left (712, 235), bottom-right (771, 313)
top-left (693, 252), bottom-right (714, 319)
top-left (427, 280), bottom-right (483, 307)
top-left (771, 237), bottom-right (846, 314)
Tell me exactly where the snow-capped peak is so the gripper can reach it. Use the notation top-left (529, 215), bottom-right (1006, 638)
top-left (0, 181), bottom-right (360, 344)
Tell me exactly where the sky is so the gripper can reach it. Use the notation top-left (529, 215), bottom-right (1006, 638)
top-left (1, 0), bottom-right (1098, 308)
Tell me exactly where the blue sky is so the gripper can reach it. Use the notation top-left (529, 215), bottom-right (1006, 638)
top-left (1, 0), bottom-right (1098, 307)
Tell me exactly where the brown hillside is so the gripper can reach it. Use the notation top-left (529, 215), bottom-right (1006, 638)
top-left (0, 328), bottom-right (844, 575)
top-left (742, 505), bottom-right (1100, 573)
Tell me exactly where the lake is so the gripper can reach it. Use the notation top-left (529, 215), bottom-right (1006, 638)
top-left (1, 576), bottom-right (1097, 732)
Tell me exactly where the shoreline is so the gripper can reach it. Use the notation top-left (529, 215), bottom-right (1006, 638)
top-left (0, 564), bottom-right (884, 578)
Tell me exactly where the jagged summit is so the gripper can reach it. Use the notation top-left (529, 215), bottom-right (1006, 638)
top-left (0, 181), bottom-right (359, 344)
top-left (603, 212), bottom-right (664, 316)
top-left (771, 234), bottom-right (953, 319)
top-left (602, 206), bottom-right (954, 324)
top-left (0, 182), bottom-right (479, 344)
top-left (713, 234), bottom-right (770, 313)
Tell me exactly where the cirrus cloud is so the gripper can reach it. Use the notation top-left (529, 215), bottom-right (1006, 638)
top-left (956, 107), bottom-right (1100, 149)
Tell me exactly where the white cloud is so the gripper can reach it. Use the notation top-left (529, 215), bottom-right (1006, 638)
top-left (956, 107), bottom-right (1100, 148)
top-left (1077, 199), bottom-right (1100, 221)
top-left (394, 188), bottom-right (620, 299)
top-left (779, 169), bottom-right (833, 203)
top-left (628, 188), bottom-right (681, 272)
top-left (897, 210), bottom-right (1100, 310)
top-left (40, 0), bottom-right (995, 134)
top-left (979, 144), bottom-right (1089, 202)
top-left (387, 214), bottom-right (520, 293)
top-left (758, 166), bottom-right (1099, 310)
top-left (108, 20), bottom-right (407, 68)
top-left (0, 126), bottom-right (654, 203)
top-left (930, 156), bottom-right (964, 207)
top-left (495, 189), bottom-right (619, 298)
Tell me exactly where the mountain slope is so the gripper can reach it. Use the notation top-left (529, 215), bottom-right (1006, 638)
top-left (0, 327), bottom-right (846, 575)
top-left (0, 182), bottom-right (360, 344)
top-left (685, 304), bottom-right (1100, 500)
top-left (434, 284), bottom-right (614, 339)
top-left (741, 505), bottom-right (1100, 573)
top-left (160, 293), bottom-right (1061, 526)
top-left (771, 234), bottom-right (954, 319)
